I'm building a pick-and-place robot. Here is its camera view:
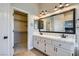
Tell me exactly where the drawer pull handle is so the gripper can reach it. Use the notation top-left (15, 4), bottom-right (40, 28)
top-left (45, 44), bottom-right (46, 46)
top-left (4, 36), bottom-right (8, 39)
top-left (72, 53), bottom-right (74, 56)
top-left (56, 48), bottom-right (57, 52)
top-left (37, 42), bottom-right (39, 44)
top-left (44, 50), bottom-right (46, 52)
top-left (59, 44), bottom-right (61, 46)
top-left (54, 47), bottom-right (55, 51)
top-left (44, 40), bottom-right (46, 42)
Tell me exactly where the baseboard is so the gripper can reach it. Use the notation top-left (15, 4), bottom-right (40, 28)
top-left (27, 46), bottom-right (33, 50)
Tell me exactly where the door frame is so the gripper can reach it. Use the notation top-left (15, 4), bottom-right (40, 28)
top-left (12, 7), bottom-right (28, 50)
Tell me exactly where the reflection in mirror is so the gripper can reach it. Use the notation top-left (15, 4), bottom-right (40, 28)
top-left (34, 20), bottom-right (38, 29)
top-left (53, 14), bottom-right (65, 32)
top-left (39, 9), bottom-right (75, 34)
top-left (64, 11), bottom-right (73, 33)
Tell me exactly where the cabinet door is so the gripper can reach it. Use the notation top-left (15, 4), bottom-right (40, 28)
top-left (46, 39), bottom-right (56, 56)
top-left (56, 47), bottom-right (73, 56)
top-left (33, 36), bottom-right (37, 48)
top-left (33, 36), bottom-right (46, 52)
top-left (46, 44), bottom-right (55, 56)
top-left (33, 36), bottom-right (39, 49)
top-left (39, 38), bottom-right (46, 52)
top-left (36, 37), bottom-right (41, 50)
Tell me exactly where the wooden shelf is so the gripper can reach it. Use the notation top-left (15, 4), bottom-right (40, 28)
top-left (14, 19), bottom-right (27, 23)
top-left (13, 31), bottom-right (27, 33)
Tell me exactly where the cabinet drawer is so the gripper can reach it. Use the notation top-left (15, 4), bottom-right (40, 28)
top-left (53, 41), bottom-right (74, 50)
top-left (46, 39), bottom-right (52, 44)
top-left (40, 38), bottom-right (46, 43)
top-left (46, 46), bottom-right (52, 55)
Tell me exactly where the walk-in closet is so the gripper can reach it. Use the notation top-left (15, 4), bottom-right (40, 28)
top-left (14, 10), bottom-right (28, 51)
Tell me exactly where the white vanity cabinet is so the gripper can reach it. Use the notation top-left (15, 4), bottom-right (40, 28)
top-left (33, 36), bottom-right (39, 49)
top-left (45, 39), bottom-right (54, 55)
top-left (52, 41), bottom-right (74, 56)
top-left (46, 43), bottom-right (55, 55)
top-left (46, 40), bottom-right (74, 56)
top-left (38, 37), bottom-right (46, 52)
top-left (54, 46), bottom-right (73, 56)
top-left (33, 35), bottom-right (75, 56)
top-left (33, 36), bottom-right (46, 52)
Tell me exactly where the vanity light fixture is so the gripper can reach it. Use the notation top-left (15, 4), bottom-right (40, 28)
top-left (38, 3), bottom-right (70, 17)
top-left (54, 3), bottom-right (70, 11)
top-left (64, 3), bottom-right (70, 7)
top-left (39, 10), bottom-right (48, 17)
top-left (54, 6), bottom-right (59, 11)
top-left (59, 3), bottom-right (64, 8)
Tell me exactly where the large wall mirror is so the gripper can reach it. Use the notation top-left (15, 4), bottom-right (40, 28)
top-left (39, 9), bottom-right (75, 34)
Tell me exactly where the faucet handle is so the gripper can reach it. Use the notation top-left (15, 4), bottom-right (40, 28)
top-left (61, 34), bottom-right (66, 38)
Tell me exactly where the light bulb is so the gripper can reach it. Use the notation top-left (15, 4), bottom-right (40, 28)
top-left (59, 3), bottom-right (63, 8)
top-left (65, 3), bottom-right (70, 7)
top-left (54, 6), bottom-right (58, 11)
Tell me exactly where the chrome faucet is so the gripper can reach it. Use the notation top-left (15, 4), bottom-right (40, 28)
top-left (40, 32), bottom-right (43, 35)
top-left (61, 34), bottom-right (66, 38)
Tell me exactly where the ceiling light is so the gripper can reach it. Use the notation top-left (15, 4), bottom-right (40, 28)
top-left (59, 3), bottom-right (63, 8)
top-left (38, 3), bottom-right (71, 17)
top-left (39, 10), bottom-right (48, 17)
top-left (64, 3), bottom-right (70, 7)
top-left (54, 6), bottom-right (58, 11)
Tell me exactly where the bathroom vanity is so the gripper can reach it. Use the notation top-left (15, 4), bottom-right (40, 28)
top-left (33, 8), bottom-right (76, 56)
top-left (33, 35), bottom-right (75, 56)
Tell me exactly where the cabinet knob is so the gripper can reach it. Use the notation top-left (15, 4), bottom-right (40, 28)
top-left (45, 44), bottom-right (46, 46)
top-left (54, 47), bottom-right (55, 51)
top-left (59, 44), bottom-right (61, 46)
top-left (44, 50), bottom-right (46, 52)
top-left (44, 40), bottom-right (46, 42)
top-left (37, 42), bottom-right (39, 44)
top-left (72, 53), bottom-right (74, 56)
top-left (4, 36), bottom-right (8, 39)
top-left (77, 19), bottom-right (79, 20)
top-left (56, 48), bottom-right (57, 52)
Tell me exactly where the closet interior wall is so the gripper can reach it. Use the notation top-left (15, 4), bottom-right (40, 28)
top-left (14, 10), bottom-right (28, 48)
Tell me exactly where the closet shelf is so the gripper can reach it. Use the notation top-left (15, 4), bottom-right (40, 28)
top-left (13, 30), bottom-right (27, 33)
top-left (14, 19), bottom-right (27, 23)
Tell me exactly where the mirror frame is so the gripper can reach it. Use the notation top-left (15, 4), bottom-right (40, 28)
top-left (38, 8), bottom-right (76, 34)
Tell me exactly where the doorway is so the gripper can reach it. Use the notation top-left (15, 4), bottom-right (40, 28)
top-left (13, 10), bottom-right (28, 55)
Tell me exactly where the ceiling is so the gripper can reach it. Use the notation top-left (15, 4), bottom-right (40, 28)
top-left (37, 3), bottom-right (74, 14)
